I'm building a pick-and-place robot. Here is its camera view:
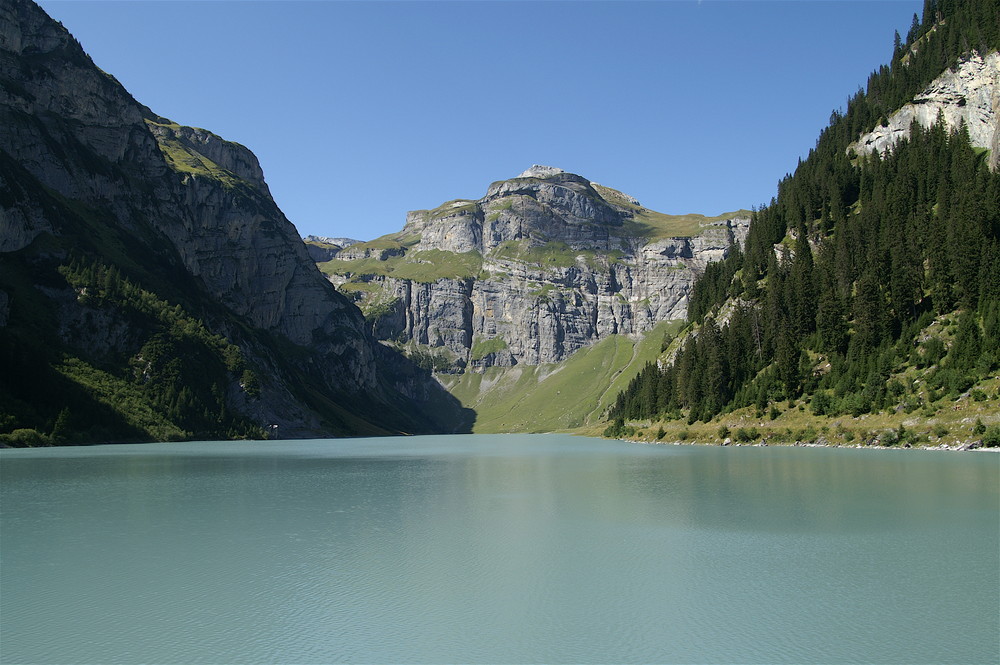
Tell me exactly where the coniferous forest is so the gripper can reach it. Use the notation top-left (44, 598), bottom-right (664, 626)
top-left (607, 0), bottom-right (1000, 443)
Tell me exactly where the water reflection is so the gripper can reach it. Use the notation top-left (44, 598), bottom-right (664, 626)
top-left (614, 446), bottom-right (998, 534)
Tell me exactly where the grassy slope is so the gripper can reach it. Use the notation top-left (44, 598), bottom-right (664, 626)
top-left (614, 377), bottom-right (1000, 449)
top-left (592, 184), bottom-right (751, 240)
top-left (621, 209), bottom-right (753, 240)
top-left (144, 120), bottom-right (247, 190)
top-left (441, 320), bottom-right (682, 433)
top-left (319, 248), bottom-right (482, 283)
top-left (321, 181), bottom-right (751, 290)
top-left (609, 312), bottom-right (1000, 449)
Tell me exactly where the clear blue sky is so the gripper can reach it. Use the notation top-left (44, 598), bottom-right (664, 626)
top-left (37, 0), bottom-right (923, 241)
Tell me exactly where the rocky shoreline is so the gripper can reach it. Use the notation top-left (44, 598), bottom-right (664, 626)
top-left (621, 437), bottom-right (999, 452)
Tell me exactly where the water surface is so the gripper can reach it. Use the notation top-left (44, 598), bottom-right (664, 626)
top-left (2, 435), bottom-right (997, 663)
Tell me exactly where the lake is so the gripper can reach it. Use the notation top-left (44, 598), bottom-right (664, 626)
top-left (1, 434), bottom-right (997, 664)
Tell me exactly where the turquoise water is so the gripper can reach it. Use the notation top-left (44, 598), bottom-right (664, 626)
top-left (1, 434), bottom-right (997, 664)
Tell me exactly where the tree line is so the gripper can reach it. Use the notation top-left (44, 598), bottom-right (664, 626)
top-left (607, 0), bottom-right (1000, 431)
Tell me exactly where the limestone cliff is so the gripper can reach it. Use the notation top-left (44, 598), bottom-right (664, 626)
top-left (321, 166), bottom-right (748, 371)
top-left (849, 50), bottom-right (999, 166)
top-left (0, 0), bottom-right (467, 443)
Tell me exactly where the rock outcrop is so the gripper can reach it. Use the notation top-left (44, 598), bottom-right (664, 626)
top-left (850, 50), bottom-right (999, 163)
top-left (302, 236), bottom-right (359, 262)
top-left (323, 166), bottom-right (748, 371)
top-left (0, 0), bottom-right (467, 442)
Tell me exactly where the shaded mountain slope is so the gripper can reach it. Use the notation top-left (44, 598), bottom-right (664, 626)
top-left (0, 0), bottom-right (470, 445)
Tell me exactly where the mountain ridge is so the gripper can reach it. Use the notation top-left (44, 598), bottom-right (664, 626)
top-left (0, 0), bottom-right (470, 445)
top-left (319, 165), bottom-right (749, 373)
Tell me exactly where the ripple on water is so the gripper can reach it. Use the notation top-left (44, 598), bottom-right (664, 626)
top-left (1, 437), bottom-right (997, 664)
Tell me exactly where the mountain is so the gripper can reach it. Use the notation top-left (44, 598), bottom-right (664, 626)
top-left (0, 0), bottom-right (470, 445)
top-left (606, 0), bottom-right (1000, 448)
top-left (314, 165), bottom-right (748, 432)
top-left (849, 50), bottom-right (999, 165)
top-left (303, 236), bottom-right (360, 262)
top-left (320, 165), bottom-right (749, 372)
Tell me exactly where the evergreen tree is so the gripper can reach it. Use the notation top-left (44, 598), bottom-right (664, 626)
top-left (606, 0), bottom-right (999, 428)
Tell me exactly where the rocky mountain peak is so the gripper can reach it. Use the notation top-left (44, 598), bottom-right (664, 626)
top-left (517, 164), bottom-right (566, 178)
top-left (323, 163), bottom-right (749, 371)
top-left (144, 116), bottom-right (271, 194)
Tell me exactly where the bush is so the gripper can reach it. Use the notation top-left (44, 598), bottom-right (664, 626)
top-left (938, 369), bottom-right (974, 396)
top-left (717, 425), bottom-right (730, 440)
top-left (656, 426), bottom-right (666, 440)
top-left (972, 419), bottom-right (986, 435)
top-left (840, 393), bottom-right (871, 417)
top-left (975, 352), bottom-right (997, 375)
top-left (734, 427), bottom-right (759, 442)
top-left (0, 428), bottom-right (52, 447)
top-left (982, 426), bottom-right (1000, 448)
top-left (603, 418), bottom-right (626, 439)
top-left (408, 347), bottom-right (453, 372)
top-left (240, 369), bottom-right (261, 399)
top-left (811, 391), bottom-right (832, 416)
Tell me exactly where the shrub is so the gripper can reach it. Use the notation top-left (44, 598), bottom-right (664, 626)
top-left (972, 419), bottom-right (986, 435)
top-left (603, 418), bottom-right (626, 439)
top-left (975, 352), bottom-right (996, 375)
top-left (811, 391), bottom-right (831, 416)
top-left (841, 393), bottom-right (871, 417)
top-left (770, 429), bottom-right (790, 443)
top-left (982, 426), bottom-right (1000, 448)
top-left (240, 369), bottom-right (261, 398)
top-left (717, 425), bottom-right (730, 440)
top-left (734, 427), bottom-right (759, 443)
top-left (0, 428), bottom-right (52, 447)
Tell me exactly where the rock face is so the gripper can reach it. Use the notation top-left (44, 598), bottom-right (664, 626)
top-left (302, 236), bottom-right (359, 262)
top-left (324, 166), bottom-right (748, 370)
top-left (0, 0), bottom-right (466, 441)
top-left (850, 50), bottom-right (999, 163)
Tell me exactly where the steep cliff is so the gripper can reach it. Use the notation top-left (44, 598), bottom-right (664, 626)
top-left (321, 166), bottom-right (748, 371)
top-left (0, 0), bottom-right (468, 444)
top-left (849, 50), bottom-right (999, 166)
